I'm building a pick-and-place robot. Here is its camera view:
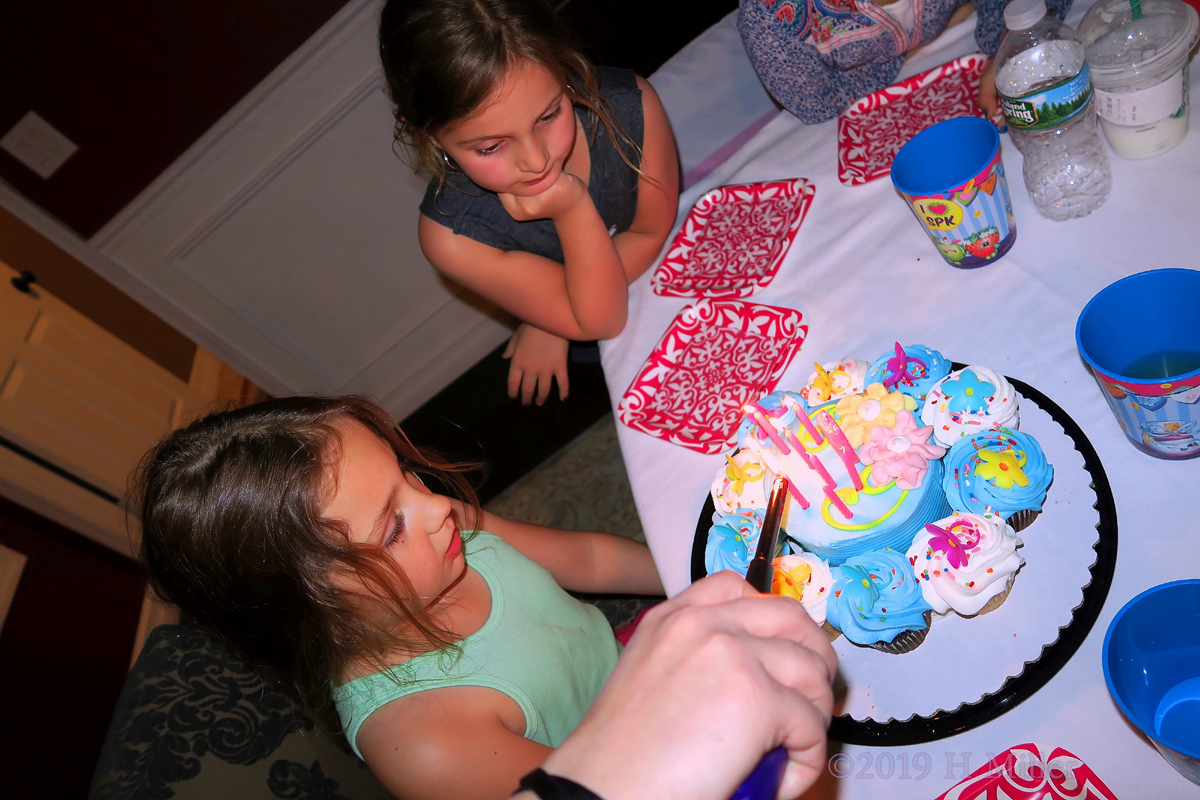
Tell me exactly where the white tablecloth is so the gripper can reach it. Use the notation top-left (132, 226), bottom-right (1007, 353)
top-left (600, 28), bottom-right (1200, 800)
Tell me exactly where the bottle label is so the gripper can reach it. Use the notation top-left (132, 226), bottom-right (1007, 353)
top-left (1095, 68), bottom-right (1185, 127)
top-left (999, 63), bottom-right (1094, 130)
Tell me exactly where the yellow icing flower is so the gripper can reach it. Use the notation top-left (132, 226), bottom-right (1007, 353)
top-left (808, 362), bottom-right (833, 403)
top-left (834, 382), bottom-right (918, 448)
top-left (975, 448), bottom-right (1028, 489)
top-left (772, 560), bottom-right (812, 602)
top-left (724, 454), bottom-right (764, 494)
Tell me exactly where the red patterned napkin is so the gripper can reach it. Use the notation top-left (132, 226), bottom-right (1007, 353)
top-left (617, 299), bottom-right (807, 454)
top-left (652, 179), bottom-right (815, 299)
top-left (934, 743), bottom-right (1119, 800)
top-left (838, 54), bottom-right (989, 187)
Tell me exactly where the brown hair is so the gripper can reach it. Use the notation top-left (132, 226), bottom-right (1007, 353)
top-left (134, 395), bottom-right (481, 718)
top-left (377, 0), bottom-right (643, 188)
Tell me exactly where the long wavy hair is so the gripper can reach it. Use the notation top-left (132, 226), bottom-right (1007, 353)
top-left (134, 395), bottom-right (482, 718)
top-left (378, 0), bottom-right (643, 189)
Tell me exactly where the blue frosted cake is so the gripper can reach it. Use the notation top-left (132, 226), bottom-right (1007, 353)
top-left (714, 385), bottom-right (951, 566)
top-left (704, 343), bottom-right (1054, 654)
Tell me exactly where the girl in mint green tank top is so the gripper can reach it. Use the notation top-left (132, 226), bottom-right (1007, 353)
top-left (137, 395), bottom-right (663, 800)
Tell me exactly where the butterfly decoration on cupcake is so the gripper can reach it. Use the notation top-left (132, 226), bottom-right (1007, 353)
top-left (864, 343), bottom-right (952, 403)
top-left (771, 552), bottom-right (837, 638)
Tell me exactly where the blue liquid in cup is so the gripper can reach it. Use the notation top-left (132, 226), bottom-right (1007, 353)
top-left (1123, 350), bottom-right (1200, 381)
top-left (1104, 581), bottom-right (1200, 785)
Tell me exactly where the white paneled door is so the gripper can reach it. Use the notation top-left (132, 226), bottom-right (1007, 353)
top-left (90, 0), bottom-right (514, 421)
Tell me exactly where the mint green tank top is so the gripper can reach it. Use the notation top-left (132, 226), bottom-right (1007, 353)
top-left (332, 531), bottom-right (619, 759)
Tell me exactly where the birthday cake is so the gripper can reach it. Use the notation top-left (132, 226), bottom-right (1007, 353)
top-left (705, 343), bottom-right (1053, 653)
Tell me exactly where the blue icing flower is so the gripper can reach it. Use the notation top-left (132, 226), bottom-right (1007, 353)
top-left (865, 344), bottom-right (951, 403)
top-left (942, 429), bottom-right (1053, 519)
top-left (827, 549), bottom-right (931, 646)
top-left (940, 369), bottom-right (995, 414)
top-left (705, 508), bottom-right (789, 576)
top-left (735, 390), bottom-right (806, 449)
top-left (838, 564), bottom-right (879, 613)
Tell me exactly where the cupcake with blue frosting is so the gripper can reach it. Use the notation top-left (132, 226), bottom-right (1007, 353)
top-left (942, 428), bottom-right (1053, 532)
top-left (865, 343), bottom-right (952, 404)
top-left (827, 548), bottom-right (933, 653)
top-left (705, 508), bottom-right (791, 577)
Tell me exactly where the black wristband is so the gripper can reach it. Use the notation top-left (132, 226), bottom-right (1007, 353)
top-left (516, 768), bottom-right (605, 800)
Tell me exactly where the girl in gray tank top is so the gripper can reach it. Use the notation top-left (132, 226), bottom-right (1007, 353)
top-left (380, 0), bottom-right (680, 406)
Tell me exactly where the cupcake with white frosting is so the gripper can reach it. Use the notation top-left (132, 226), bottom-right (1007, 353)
top-left (798, 356), bottom-right (870, 408)
top-left (711, 450), bottom-right (771, 514)
top-left (772, 552), bottom-right (838, 639)
top-left (906, 512), bottom-right (1024, 617)
top-left (921, 365), bottom-right (1020, 447)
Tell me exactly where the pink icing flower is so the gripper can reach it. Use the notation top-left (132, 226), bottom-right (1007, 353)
top-left (857, 410), bottom-right (946, 489)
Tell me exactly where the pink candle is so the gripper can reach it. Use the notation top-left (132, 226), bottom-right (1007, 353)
top-left (782, 396), bottom-right (824, 446)
top-left (745, 404), bottom-right (790, 455)
top-left (746, 439), bottom-right (809, 510)
top-left (800, 449), bottom-right (838, 490)
top-left (799, 444), bottom-right (854, 520)
top-left (824, 485), bottom-right (854, 519)
top-left (784, 476), bottom-right (810, 510)
top-left (817, 412), bottom-right (863, 491)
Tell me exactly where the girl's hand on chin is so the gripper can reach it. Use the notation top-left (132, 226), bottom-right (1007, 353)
top-left (498, 169), bottom-right (588, 222)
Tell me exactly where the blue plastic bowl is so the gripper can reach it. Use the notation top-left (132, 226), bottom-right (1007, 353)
top-left (1103, 580), bottom-right (1200, 784)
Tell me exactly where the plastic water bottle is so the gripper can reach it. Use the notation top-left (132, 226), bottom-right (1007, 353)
top-left (995, 0), bottom-right (1112, 220)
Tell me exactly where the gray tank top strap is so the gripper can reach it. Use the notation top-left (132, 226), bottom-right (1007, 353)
top-left (419, 66), bottom-right (643, 264)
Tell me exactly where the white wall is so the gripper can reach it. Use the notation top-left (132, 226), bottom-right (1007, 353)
top-left (3, 0), bottom-right (513, 423)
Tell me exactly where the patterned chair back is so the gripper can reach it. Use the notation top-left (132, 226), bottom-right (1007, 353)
top-left (90, 625), bottom-right (390, 800)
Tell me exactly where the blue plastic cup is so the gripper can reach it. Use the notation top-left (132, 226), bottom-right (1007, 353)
top-left (1076, 269), bottom-right (1200, 460)
top-left (1103, 580), bottom-right (1200, 785)
top-left (891, 116), bottom-right (1017, 269)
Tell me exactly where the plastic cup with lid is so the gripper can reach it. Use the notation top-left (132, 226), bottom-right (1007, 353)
top-left (1078, 0), bottom-right (1200, 159)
